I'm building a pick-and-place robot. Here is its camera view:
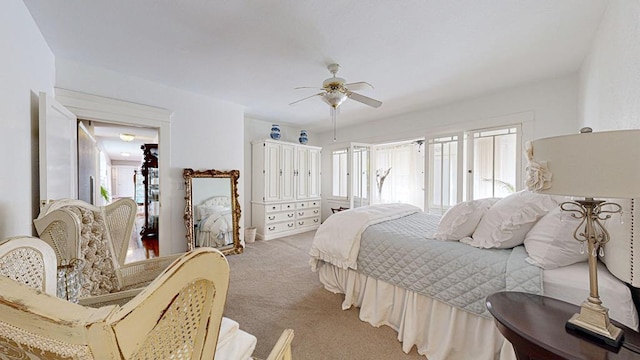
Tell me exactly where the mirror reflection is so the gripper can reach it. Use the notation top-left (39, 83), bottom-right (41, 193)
top-left (183, 169), bottom-right (242, 255)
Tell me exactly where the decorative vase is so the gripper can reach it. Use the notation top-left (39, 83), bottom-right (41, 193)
top-left (270, 124), bottom-right (281, 140)
top-left (299, 130), bottom-right (308, 145)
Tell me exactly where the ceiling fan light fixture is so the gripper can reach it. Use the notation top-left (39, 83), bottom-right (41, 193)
top-left (119, 133), bottom-right (135, 142)
top-left (322, 91), bottom-right (348, 108)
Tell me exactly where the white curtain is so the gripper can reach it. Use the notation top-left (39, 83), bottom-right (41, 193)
top-left (374, 142), bottom-right (424, 209)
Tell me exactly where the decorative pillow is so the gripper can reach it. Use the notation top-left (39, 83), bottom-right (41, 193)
top-left (524, 206), bottom-right (587, 269)
top-left (432, 198), bottom-right (500, 241)
top-left (462, 190), bottom-right (558, 249)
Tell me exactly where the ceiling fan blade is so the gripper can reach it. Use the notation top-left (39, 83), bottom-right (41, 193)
top-left (294, 86), bottom-right (324, 90)
top-left (347, 91), bottom-right (382, 108)
top-left (345, 82), bottom-right (374, 91)
top-left (289, 92), bottom-right (324, 106)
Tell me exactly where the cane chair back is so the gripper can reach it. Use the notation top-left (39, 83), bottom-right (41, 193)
top-left (0, 247), bottom-right (229, 360)
top-left (0, 236), bottom-right (57, 295)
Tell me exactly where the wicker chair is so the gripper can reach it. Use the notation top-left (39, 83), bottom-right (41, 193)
top-left (0, 247), bottom-right (233, 359)
top-left (0, 236), bottom-right (57, 295)
top-left (33, 198), bottom-right (180, 306)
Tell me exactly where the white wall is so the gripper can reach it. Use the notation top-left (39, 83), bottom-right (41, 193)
top-left (580, 0), bottom-right (640, 131)
top-left (315, 75), bottom-right (580, 219)
top-left (0, 0), bottom-right (55, 237)
top-left (55, 59), bottom-right (245, 254)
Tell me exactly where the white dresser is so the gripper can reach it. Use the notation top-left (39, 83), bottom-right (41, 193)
top-left (251, 139), bottom-right (321, 240)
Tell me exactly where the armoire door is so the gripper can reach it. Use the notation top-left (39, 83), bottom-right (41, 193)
top-left (295, 147), bottom-right (309, 199)
top-left (264, 142), bottom-right (281, 202)
top-left (280, 144), bottom-right (295, 201)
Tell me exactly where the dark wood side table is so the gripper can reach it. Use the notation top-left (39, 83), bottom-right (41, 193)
top-left (486, 292), bottom-right (640, 360)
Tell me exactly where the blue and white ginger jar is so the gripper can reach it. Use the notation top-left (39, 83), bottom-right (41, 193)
top-left (270, 124), bottom-right (281, 140)
top-left (299, 130), bottom-right (308, 145)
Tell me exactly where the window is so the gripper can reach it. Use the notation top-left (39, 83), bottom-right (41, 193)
top-left (426, 124), bottom-right (521, 214)
top-left (427, 135), bottom-right (459, 214)
top-left (331, 141), bottom-right (424, 210)
top-left (331, 149), bottom-right (348, 198)
top-left (351, 145), bottom-right (370, 206)
top-left (470, 127), bottom-right (518, 199)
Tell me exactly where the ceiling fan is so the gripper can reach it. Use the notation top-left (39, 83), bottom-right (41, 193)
top-left (290, 64), bottom-right (382, 141)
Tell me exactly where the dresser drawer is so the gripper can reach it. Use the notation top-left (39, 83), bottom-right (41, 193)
top-left (281, 202), bottom-right (295, 210)
top-left (296, 201), bottom-right (320, 209)
top-left (266, 211), bottom-right (295, 223)
top-left (265, 221), bottom-right (295, 233)
top-left (296, 217), bottom-right (320, 228)
top-left (296, 208), bottom-right (320, 219)
top-left (265, 204), bottom-right (281, 213)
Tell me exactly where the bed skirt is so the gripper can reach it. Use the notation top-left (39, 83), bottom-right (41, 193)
top-left (317, 261), bottom-right (517, 360)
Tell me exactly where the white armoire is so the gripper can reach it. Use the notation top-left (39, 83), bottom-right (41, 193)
top-left (252, 139), bottom-right (321, 240)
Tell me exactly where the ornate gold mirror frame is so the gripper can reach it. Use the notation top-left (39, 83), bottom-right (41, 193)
top-left (183, 168), bottom-right (243, 255)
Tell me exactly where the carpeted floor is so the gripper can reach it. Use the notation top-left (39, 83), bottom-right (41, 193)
top-left (224, 230), bottom-right (425, 360)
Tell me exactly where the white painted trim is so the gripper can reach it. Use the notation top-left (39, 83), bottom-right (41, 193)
top-left (54, 88), bottom-right (173, 256)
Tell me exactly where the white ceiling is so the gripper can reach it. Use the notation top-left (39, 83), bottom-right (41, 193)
top-left (85, 121), bottom-right (158, 163)
top-left (24, 0), bottom-right (607, 134)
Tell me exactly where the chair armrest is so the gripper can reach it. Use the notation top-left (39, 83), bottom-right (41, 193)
top-left (0, 276), bottom-right (116, 341)
top-left (78, 288), bottom-right (142, 307)
top-left (266, 329), bottom-right (294, 360)
top-left (117, 254), bottom-right (182, 289)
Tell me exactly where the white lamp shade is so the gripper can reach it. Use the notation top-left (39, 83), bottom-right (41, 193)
top-left (527, 129), bottom-right (640, 199)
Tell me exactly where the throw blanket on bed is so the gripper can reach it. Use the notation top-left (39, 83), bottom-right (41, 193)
top-left (309, 203), bottom-right (421, 271)
top-left (357, 212), bottom-right (543, 318)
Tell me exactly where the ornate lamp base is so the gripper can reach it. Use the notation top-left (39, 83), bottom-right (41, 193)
top-left (566, 300), bottom-right (623, 347)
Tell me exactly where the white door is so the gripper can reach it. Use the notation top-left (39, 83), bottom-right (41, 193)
top-left (39, 92), bottom-right (78, 206)
top-left (350, 143), bottom-right (372, 209)
top-left (295, 146), bottom-right (309, 199)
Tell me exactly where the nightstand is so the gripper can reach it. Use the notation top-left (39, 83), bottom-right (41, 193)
top-left (486, 291), bottom-right (640, 360)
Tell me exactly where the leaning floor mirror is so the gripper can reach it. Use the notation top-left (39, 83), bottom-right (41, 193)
top-left (183, 168), bottom-right (243, 255)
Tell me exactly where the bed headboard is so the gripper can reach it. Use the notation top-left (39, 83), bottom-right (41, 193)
top-left (195, 196), bottom-right (231, 221)
top-left (601, 198), bottom-right (639, 287)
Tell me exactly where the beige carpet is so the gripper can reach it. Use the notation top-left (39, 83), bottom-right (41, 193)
top-left (224, 230), bottom-right (425, 360)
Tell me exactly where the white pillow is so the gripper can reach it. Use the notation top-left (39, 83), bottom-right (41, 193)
top-left (432, 198), bottom-right (500, 241)
top-left (524, 206), bottom-right (587, 269)
top-left (462, 190), bottom-right (558, 249)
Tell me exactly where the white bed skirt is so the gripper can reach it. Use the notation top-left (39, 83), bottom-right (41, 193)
top-left (317, 262), bottom-right (517, 360)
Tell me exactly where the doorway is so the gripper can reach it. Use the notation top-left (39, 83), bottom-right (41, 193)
top-left (54, 88), bottom-right (171, 256)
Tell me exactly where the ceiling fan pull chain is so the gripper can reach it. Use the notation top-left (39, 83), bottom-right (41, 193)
top-left (331, 106), bottom-right (337, 142)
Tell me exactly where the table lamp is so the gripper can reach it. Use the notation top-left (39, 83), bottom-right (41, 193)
top-left (525, 127), bottom-right (640, 347)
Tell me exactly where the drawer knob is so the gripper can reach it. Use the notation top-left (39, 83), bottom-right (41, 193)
top-left (268, 216), bottom-right (275, 220)
top-left (314, 219), bottom-right (319, 223)
top-left (288, 223), bottom-right (294, 228)
top-left (268, 226), bottom-right (276, 231)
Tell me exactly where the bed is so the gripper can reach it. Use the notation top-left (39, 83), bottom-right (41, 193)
top-left (195, 196), bottom-right (234, 247)
top-left (309, 192), bottom-right (640, 360)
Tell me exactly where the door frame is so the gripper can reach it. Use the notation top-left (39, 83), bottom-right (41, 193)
top-left (54, 88), bottom-right (173, 255)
